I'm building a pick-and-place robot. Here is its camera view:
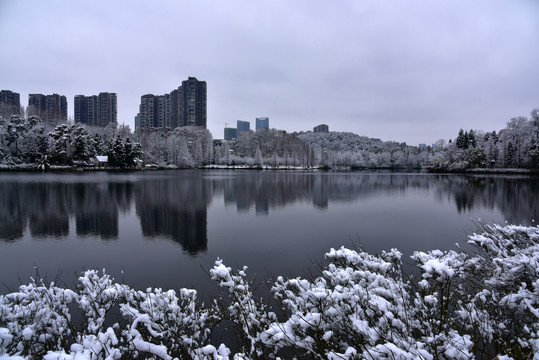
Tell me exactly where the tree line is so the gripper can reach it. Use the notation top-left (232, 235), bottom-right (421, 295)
top-left (0, 108), bottom-right (538, 170)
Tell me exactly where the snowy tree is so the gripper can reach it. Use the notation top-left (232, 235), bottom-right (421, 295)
top-left (71, 126), bottom-right (92, 163)
top-left (254, 144), bottom-right (263, 168)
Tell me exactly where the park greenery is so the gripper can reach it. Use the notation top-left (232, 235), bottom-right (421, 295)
top-left (0, 108), bottom-right (538, 171)
top-left (1, 223), bottom-right (538, 359)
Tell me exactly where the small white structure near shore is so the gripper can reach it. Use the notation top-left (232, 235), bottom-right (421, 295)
top-left (94, 155), bottom-right (108, 168)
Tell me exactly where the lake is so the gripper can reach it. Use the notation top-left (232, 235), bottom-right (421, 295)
top-left (0, 170), bottom-right (537, 300)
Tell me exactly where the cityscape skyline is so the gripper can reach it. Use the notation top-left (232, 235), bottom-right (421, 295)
top-left (1, 1), bottom-right (538, 145)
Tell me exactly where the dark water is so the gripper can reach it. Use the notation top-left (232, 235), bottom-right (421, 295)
top-left (0, 170), bottom-right (537, 299)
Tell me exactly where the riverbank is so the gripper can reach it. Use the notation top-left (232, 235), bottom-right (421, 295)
top-left (1, 163), bottom-right (539, 174)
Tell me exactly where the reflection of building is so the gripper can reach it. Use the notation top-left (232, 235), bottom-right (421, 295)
top-left (256, 117), bottom-right (269, 131)
top-left (76, 213), bottom-right (118, 239)
top-left (74, 183), bottom-right (122, 239)
top-left (28, 93), bottom-right (67, 124)
top-left (74, 92), bottom-right (117, 127)
top-left (0, 90), bottom-right (21, 118)
top-left (313, 124), bottom-right (329, 133)
top-left (312, 176), bottom-right (328, 208)
top-left (237, 120), bottom-right (250, 137)
top-left (0, 186), bottom-right (24, 240)
top-left (135, 77), bottom-right (207, 131)
top-left (135, 179), bottom-right (210, 255)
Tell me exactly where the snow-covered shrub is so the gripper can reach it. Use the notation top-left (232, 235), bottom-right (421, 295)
top-left (466, 224), bottom-right (539, 358)
top-left (1, 223), bottom-right (539, 359)
top-left (0, 276), bottom-right (76, 358)
top-left (119, 286), bottom-right (218, 359)
top-left (210, 259), bottom-right (276, 357)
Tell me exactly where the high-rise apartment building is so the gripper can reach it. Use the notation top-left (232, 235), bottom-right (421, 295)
top-left (237, 120), bottom-right (250, 137)
top-left (97, 92), bottom-right (117, 127)
top-left (135, 77), bottom-right (207, 131)
top-left (28, 93), bottom-right (67, 124)
top-left (179, 77), bottom-right (207, 127)
top-left (137, 94), bottom-right (157, 129)
top-left (0, 90), bottom-right (21, 118)
top-left (224, 127), bottom-right (237, 140)
top-left (74, 92), bottom-right (117, 127)
top-left (256, 117), bottom-right (269, 131)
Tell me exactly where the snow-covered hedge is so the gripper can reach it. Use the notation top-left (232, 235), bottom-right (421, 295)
top-left (1, 224), bottom-right (538, 359)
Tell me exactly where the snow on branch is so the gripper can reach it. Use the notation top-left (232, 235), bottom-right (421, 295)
top-left (1, 223), bottom-right (538, 359)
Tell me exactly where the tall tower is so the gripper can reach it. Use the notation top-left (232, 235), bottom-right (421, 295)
top-left (237, 120), bottom-right (250, 137)
top-left (179, 77), bottom-right (207, 128)
top-left (97, 92), bottom-right (117, 127)
top-left (256, 117), bottom-right (269, 131)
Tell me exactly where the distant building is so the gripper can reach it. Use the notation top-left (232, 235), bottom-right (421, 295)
top-left (74, 92), bottom-right (117, 127)
top-left (237, 120), bottom-right (250, 137)
top-left (224, 127), bottom-right (237, 140)
top-left (137, 94), bottom-right (158, 129)
top-left (0, 90), bottom-right (21, 118)
top-left (418, 144), bottom-right (427, 149)
top-left (313, 124), bottom-right (329, 133)
top-left (179, 77), bottom-right (207, 127)
top-left (135, 77), bottom-right (207, 131)
top-left (256, 117), bottom-right (269, 131)
top-left (28, 93), bottom-right (67, 124)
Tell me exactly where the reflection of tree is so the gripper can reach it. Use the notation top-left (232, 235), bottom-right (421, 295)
top-left (219, 172), bottom-right (539, 223)
top-left (135, 173), bottom-right (211, 255)
top-left (0, 172), bottom-right (537, 248)
top-left (0, 177), bottom-right (132, 241)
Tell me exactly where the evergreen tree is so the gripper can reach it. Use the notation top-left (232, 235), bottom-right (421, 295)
top-left (108, 135), bottom-right (125, 167)
top-left (72, 126), bottom-right (91, 162)
top-left (456, 129), bottom-right (467, 149)
top-left (468, 129), bottom-right (477, 148)
top-left (123, 138), bottom-right (134, 168)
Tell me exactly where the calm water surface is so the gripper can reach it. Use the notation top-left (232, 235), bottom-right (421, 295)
top-left (0, 170), bottom-right (537, 299)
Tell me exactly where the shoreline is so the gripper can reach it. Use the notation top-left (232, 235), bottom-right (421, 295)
top-left (0, 164), bottom-right (538, 175)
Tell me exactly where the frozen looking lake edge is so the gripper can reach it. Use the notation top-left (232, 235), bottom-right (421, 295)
top-left (1, 223), bottom-right (538, 360)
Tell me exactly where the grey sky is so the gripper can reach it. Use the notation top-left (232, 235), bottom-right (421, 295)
top-left (1, 0), bottom-right (538, 145)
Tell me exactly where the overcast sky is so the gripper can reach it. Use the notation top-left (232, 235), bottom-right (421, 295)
top-left (1, 0), bottom-right (538, 145)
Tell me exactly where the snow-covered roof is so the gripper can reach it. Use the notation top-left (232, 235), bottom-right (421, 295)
top-left (95, 156), bottom-right (108, 163)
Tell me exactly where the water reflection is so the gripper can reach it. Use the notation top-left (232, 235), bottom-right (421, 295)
top-left (0, 171), bottom-right (537, 252)
top-left (135, 174), bottom-right (211, 255)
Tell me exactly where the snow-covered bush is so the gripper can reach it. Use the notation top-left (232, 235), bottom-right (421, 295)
top-left (1, 223), bottom-right (538, 359)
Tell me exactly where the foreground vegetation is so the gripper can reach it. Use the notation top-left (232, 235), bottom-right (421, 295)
top-left (1, 223), bottom-right (538, 359)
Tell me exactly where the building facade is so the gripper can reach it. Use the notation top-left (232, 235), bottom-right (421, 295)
top-left (75, 92), bottom-right (117, 127)
top-left (237, 120), bottom-right (250, 137)
top-left (224, 127), bottom-right (237, 140)
top-left (135, 77), bottom-right (207, 131)
top-left (179, 77), bottom-right (207, 127)
top-left (0, 90), bottom-right (21, 118)
top-left (256, 117), bottom-right (269, 131)
top-left (313, 124), bottom-right (329, 133)
top-left (28, 93), bottom-right (67, 124)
